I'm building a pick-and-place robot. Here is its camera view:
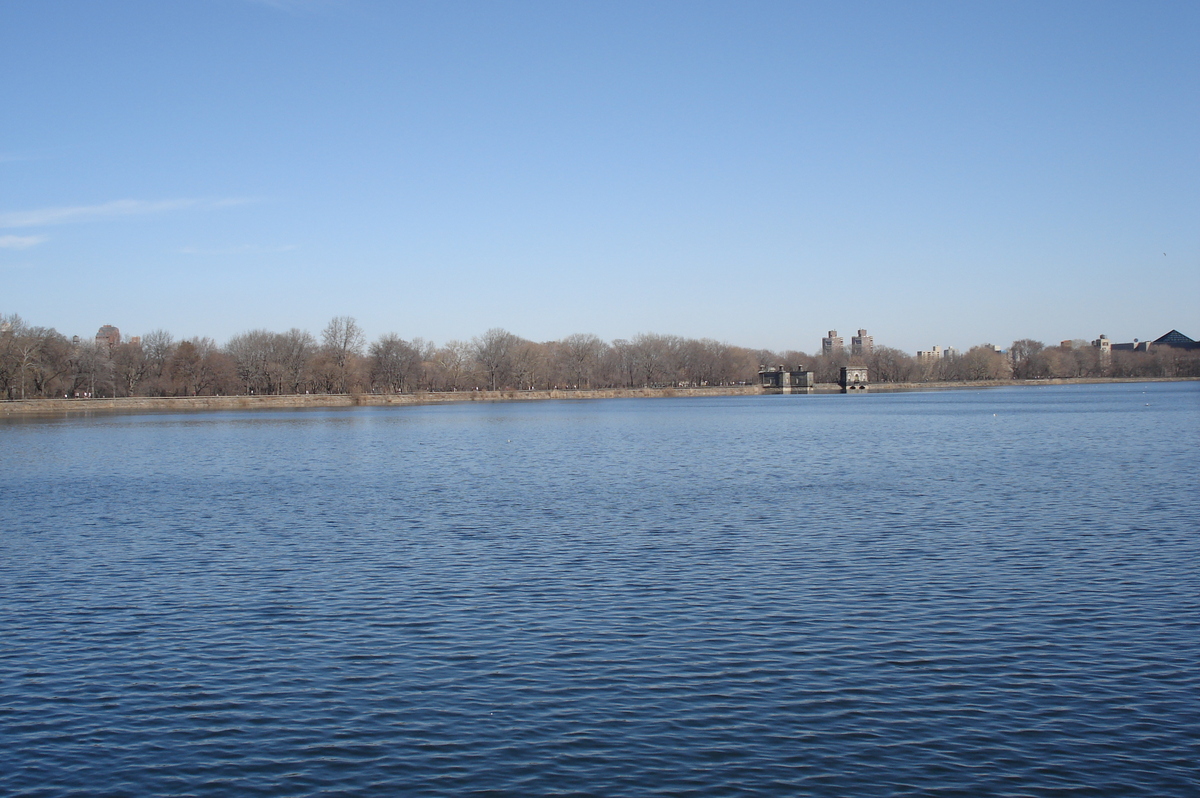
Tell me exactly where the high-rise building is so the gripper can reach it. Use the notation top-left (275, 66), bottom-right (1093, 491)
top-left (1092, 334), bottom-right (1112, 366)
top-left (851, 329), bottom-right (873, 356)
top-left (96, 324), bottom-right (121, 349)
top-left (916, 345), bottom-right (943, 363)
top-left (822, 330), bottom-right (843, 357)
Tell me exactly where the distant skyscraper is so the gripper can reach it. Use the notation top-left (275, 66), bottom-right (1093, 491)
top-left (822, 330), bottom-right (843, 357)
top-left (916, 345), bottom-right (943, 363)
top-left (1092, 334), bottom-right (1112, 367)
top-left (851, 329), bottom-right (873, 356)
top-left (96, 324), bottom-right (121, 349)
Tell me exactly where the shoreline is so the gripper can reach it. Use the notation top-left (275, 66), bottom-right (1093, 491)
top-left (0, 385), bottom-right (759, 418)
top-left (0, 377), bottom-right (1193, 418)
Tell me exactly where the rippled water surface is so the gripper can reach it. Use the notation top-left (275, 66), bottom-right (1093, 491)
top-left (3, 382), bottom-right (1198, 796)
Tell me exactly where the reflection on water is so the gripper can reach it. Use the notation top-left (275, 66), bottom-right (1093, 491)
top-left (2, 383), bottom-right (1198, 796)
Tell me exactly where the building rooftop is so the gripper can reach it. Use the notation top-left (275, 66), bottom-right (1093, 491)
top-left (1152, 330), bottom-right (1197, 349)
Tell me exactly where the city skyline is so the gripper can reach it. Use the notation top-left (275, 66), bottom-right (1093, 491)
top-left (2, 1), bottom-right (1197, 353)
top-left (18, 315), bottom-right (1194, 363)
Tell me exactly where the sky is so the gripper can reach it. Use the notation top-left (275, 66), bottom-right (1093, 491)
top-left (2, 0), bottom-right (1197, 354)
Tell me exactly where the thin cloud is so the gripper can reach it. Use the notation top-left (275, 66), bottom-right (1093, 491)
top-left (0, 235), bottom-right (47, 250)
top-left (212, 197), bottom-right (258, 208)
top-left (1, 149), bottom-right (64, 165)
top-left (0, 197), bottom-right (256, 229)
top-left (244, 0), bottom-right (343, 13)
top-left (179, 244), bottom-right (299, 256)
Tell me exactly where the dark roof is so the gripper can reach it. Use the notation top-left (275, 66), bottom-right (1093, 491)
top-left (1152, 330), bottom-right (1198, 349)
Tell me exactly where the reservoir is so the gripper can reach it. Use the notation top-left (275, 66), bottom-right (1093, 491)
top-left (2, 382), bottom-right (1198, 796)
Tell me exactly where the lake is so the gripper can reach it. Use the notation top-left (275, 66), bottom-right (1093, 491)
top-left (2, 382), bottom-right (1198, 796)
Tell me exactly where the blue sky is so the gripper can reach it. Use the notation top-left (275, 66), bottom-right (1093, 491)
top-left (2, 0), bottom-right (1197, 354)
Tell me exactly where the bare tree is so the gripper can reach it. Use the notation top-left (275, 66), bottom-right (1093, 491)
top-left (960, 345), bottom-right (1011, 380)
top-left (558, 333), bottom-right (607, 388)
top-left (473, 328), bottom-right (520, 390)
top-left (226, 329), bottom-right (274, 394)
top-left (111, 340), bottom-right (148, 396)
top-left (170, 337), bottom-right (232, 396)
top-left (628, 333), bottom-right (682, 387)
top-left (866, 346), bottom-right (916, 383)
top-left (9, 321), bottom-right (41, 399)
top-left (369, 333), bottom-right (422, 393)
top-left (0, 315), bottom-right (16, 397)
top-left (27, 329), bottom-right (74, 397)
top-left (140, 329), bottom-right (176, 394)
top-left (812, 347), bottom-right (849, 384)
top-left (272, 328), bottom-right (315, 394)
top-left (678, 338), bottom-right (734, 386)
top-left (0, 315), bottom-right (59, 399)
top-left (1009, 339), bottom-right (1045, 380)
top-left (321, 316), bottom-right (366, 393)
top-left (433, 340), bottom-right (472, 391)
top-left (510, 339), bottom-right (549, 390)
top-left (70, 340), bottom-right (112, 398)
top-left (607, 339), bottom-right (637, 388)
top-left (408, 337), bottom-right (438, 390)
top-left (170, 340), bottom-right (202, 396)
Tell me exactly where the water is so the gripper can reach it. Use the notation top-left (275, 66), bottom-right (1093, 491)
top-left (2, 382), bottom-right (1198, 796)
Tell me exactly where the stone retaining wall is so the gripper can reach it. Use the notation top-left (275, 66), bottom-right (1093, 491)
top-left (3, 378), bottom-right (1190, 417)
top-left (0, 386), bottom-right (762, 417)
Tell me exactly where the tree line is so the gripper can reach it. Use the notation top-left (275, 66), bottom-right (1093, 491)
top-left (1, 313), bottom-right (1196, 400)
